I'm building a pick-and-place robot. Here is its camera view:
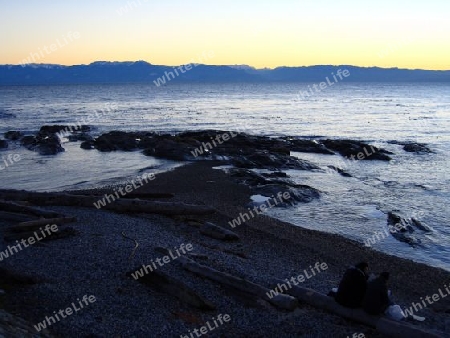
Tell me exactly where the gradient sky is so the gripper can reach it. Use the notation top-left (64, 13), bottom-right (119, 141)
top-left (1, 0), bottom-right (449, 69)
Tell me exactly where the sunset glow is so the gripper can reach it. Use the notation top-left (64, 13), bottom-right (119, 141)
top-left (1, 0), bottom-right (449, 69)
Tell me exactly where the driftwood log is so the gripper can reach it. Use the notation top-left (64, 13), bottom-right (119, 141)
top-left (282, 283), bottom-right (444, 338)
top-left (199, 222), bottom-right (240, 241)
top-left (127, 268), bottom-right (216, 310)
top-left (0, 190), bottom-right (215, 216)
top-left (179, 256), bottom-right (298, 311)
top-left (0, 200), bottom-right (60, 218)
top-left (10, 217), bottom-right (77, 233)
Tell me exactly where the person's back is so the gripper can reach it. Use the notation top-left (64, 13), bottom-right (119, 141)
top-left (362, 272), bottom-right (391, 315)
top-left (335, 262), bottom-right (369, 308)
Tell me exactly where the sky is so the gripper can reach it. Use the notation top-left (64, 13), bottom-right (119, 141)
top-left (1, 0), bottom-right (449, 70)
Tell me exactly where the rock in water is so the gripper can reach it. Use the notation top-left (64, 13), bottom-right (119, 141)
top-left (322, 139), bottom-right (392, 161)
top-left (4, 131), bottom-right (22, 140)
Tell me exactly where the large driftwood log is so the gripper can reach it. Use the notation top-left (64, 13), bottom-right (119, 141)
top-left (10, 217), bottom-right (77, 233)
top-left (179, 257), bottom-right (298, 311)
top-left (127, 269), bottom-right (216, 310)
top-left (0, 200), bottom-right (60, 218)
top-left (283, 283), bottom-right (444, 338)
top-left (199, 222), bottom-right (240, 241)
top-left (0, 211), bottom-right (34, 223)
top-left (0, 190), bottom-right (215, 215)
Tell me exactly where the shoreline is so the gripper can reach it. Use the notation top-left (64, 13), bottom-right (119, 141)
top-left (1, 151), bottom-right (449, 336)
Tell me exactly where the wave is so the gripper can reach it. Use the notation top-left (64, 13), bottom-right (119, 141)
top-left (0, 111), bottom-right (16, 119)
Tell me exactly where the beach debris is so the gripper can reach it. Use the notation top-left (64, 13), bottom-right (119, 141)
top-left (9, 216), bottom-right (76, 233)
top-left (121, 231), bottom-right (139, 260)
top-left (0, 200), bottom-right (61, 218)
top-left (126, 268), bottom-right (216, 310)
top-left (199, 222), bottom-right (240, 241)
top-left (0, 189), bottom-right (215, 216)
top-left (179, 256), bottom-right (298, 311)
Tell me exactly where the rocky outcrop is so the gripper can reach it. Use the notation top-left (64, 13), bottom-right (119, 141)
top-left (388, 141), bottom-right (434, 154)
top-left (403, 143), bottom-right (433, 154)
top-left (232, 152), bottom-right (320, 171)
top-left (4, 131), bottom-right (22, 140)
top-left (94, 131), bottom-right (143, 152)
top-left (327, 166), bottom-right (352, 177)
top-left (284, 137), bottom-right (334, 154)
top-left (229, 169), bottom-right (321, 205)
top-left (387, 211), bottom-right (432, 246)
top-left (322, 139), bottom-right (392, 161)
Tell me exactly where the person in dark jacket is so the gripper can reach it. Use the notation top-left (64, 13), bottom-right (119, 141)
top-left (362, 272), bottom-right (393, 315)
top-left (335, 262), bottom-right (369, 308)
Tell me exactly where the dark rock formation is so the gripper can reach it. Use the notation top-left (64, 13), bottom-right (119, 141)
top-left (386, 211), bottom-right (431, 246)
top-left (388, 141), bottom-right (433, 154)
top-left (229, 168), bottom-right (320, 206)
top-left (20, 133), bottom-right (64, 155)
top-left (327, 166), bottom-right (352, 177)
top-left (40, 124), bottom-right (90, 134)
top-left (0, 139), bottom-right (7, 148)
top-left (143, 138), bottom-right (199, 161)
top-left (322, 139), bottom-right (392, 161)
top-left (4, 131), bottom-right (22, 140)
top-left (285, 137), bottom-right (334, 154)
top-left (403, 143), bottom-right (433, 154)
top-left (94, 131), bottom-right (142, 152)
top-left (232, 152), bottom-right (320, 171)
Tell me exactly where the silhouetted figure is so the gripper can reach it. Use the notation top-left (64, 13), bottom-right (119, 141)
top-left (335, 262), bottom-right (369, 308)
top-left (363, 272), bottom-right (393, 315)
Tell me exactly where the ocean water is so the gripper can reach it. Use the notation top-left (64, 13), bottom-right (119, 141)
top-left (0, 83), bottom-right (449, 270)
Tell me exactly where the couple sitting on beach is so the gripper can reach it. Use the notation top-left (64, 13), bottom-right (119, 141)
top-left (332, 262), bottom-right (406, 321)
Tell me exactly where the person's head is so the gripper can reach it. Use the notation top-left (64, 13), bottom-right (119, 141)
top-left (355, 261), bottom-right (369, 274)
top-left (380, 271), bottom-right (390, 281)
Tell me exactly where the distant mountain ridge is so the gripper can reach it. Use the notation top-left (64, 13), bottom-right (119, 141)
top-left (0, 61), bottom-right (449, 85)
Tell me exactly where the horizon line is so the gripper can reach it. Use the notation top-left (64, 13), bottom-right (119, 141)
top-left (2, 61), bottom-right (450, 72)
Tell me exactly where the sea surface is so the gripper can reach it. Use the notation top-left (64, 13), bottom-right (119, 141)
top-left (0, 83), bottom-right (449, 270)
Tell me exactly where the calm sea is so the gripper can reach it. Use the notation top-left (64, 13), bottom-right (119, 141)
top-left (0, 83), bottom-right (449, 269)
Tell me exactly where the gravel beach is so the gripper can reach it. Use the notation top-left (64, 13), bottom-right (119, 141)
top-left (1, 161), bottom-right (449, 337)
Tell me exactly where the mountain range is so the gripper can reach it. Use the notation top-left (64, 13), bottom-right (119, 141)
top-left (0, 61), bottom-right (449, 85)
